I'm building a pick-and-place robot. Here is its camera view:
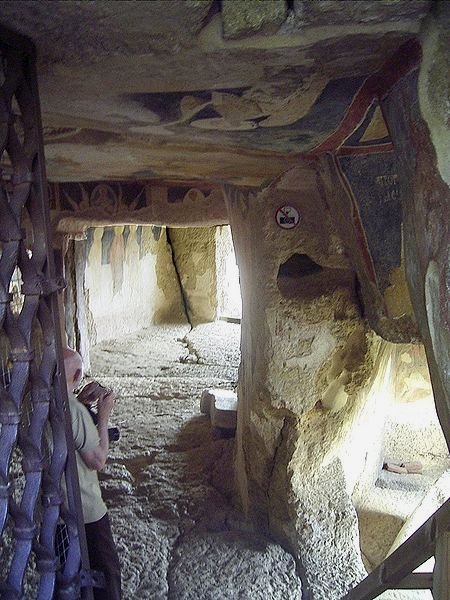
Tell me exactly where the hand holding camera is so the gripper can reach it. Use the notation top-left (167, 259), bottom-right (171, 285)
top-left (77, 381), bottom-right (120, 442)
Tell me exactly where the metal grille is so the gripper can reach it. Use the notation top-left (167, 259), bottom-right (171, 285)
top-left (0, 28), bottom-right (92, 599)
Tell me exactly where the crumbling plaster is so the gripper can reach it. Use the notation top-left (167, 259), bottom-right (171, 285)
top-left (322, 154), bottom-right (419, 345)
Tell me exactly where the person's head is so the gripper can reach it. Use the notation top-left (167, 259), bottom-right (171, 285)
top-left (63, 347), bottom-right (83, 393)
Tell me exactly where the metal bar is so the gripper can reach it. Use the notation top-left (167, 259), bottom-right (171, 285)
top-left (433, 527), bottom-right (450, 600)
top-left (344, 500), bottom-right (450, 600)
top-left (396, 573), bottom-right (433, 589)
top-left (0, 25), bottom-right (96, 600)
top-left (27, 43), bottom-right (94, 600)
top-left (0, 24), bottom-right (35, 55)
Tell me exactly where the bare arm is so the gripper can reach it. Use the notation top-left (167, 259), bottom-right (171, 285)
top-left (79, 389), bottom-right (115, 471)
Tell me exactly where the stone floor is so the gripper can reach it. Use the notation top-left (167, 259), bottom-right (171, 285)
top-left (88, 322), bottom-right (450, 599)
top-left (89, 322), bottom-right (303, 600)
top-left (357, 392), bottom-right (450, 565)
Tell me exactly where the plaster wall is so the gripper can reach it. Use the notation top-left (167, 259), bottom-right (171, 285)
top-left (352, 341), bottom-right (449, 507)
top-left (83, 225), bottom-right (186, 343)
top-left (383, 344), bottom-right (449, 467)
top-left (224, 163), bottom-right (394, 599)
top-left (341, 342), bottom-right (393, 497)
top-left (351, 342), bottom-right (449, 576)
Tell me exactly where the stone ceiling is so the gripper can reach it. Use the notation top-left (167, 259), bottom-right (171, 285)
top-left (0, 0), bottom-right (431, 185)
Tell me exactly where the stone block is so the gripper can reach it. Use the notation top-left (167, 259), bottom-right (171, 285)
top-left (200, 388), bottom-right (238, 431)
top-left (222, 0), bottom-right (287, 39)
top-left (200, 388), bottom-right (213, 415)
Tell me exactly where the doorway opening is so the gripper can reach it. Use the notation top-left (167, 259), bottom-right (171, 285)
top-left (64, 223), bottom-right (241, 367)
top-left (352, 342), bottom-right (449, 593)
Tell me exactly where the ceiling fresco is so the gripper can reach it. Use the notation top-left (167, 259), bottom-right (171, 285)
top-left (0, 1), bottom-right (431, 183)
top-left (125, 75), bottom-right (367, 153)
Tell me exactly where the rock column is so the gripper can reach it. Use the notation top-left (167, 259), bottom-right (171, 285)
top-left (224, 161), bottom-right (382, 598)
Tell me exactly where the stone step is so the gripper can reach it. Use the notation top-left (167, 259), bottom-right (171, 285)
top-left (200, 388), bottom-right (238, 431)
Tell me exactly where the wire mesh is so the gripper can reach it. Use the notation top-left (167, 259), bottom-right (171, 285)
top-left (0, 30), bottom-right (92, 599)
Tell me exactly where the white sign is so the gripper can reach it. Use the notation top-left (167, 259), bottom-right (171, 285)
top-left (275, 205), bottom-right (300, 229)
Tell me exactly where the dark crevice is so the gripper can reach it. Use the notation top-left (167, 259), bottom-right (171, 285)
top-left (286, 0), bottom-right (295, 13)
top-left (354, 275), bottom-right (365, 318)
top-left (166, 523), bottom-right (183, 600)
top-left (63, 239), bottom-right (78, 349)
top-left (201, 0), bottom-right (222, 29)
top-left (277, 253), bottom-right (355, 300)
top-left (179, 334), bottom-right (201, 364)
top-left (278, 253), bottom-right (323, 278)
top-left (165, 227), bottom-right (193, 330)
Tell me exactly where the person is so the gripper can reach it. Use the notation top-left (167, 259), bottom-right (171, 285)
top-left (62, 347), bottom-right (122, 600)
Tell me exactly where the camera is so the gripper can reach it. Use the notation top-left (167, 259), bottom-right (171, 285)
top-left (86, 405), bottom-right (121, 443)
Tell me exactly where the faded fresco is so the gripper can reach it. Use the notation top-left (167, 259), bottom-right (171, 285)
top-left (48, 182), bottom-right (227, 228)
top-left (332, 100), bottom-right (401, 294)
top-left (338, 153), bottom-right (401, 292)
top-left (51, 181), bottom-right (147, 214)
top-left (124, 74), bottom-right (366, 152)
top-left (47, 44), bottom-right (418, 340)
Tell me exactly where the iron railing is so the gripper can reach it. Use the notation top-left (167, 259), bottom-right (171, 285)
top-left (0, 25), bottom-right (93, 599)
top-left (344, 499), bottom-right (449, 600)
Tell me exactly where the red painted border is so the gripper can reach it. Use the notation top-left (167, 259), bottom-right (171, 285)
top-left (309, 39), bottom-right (422, 155)
top-left (333, 156), bottom-right (378, 286)
top-left (337, 143), bottom-right (394, 156)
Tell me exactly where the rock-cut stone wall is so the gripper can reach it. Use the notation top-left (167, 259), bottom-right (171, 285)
top-left (382, 3), bottom-right (450, 452)
top-left (167, 227), bottom-right (218, 326)
top-left (64, 223), bottom-right (240, 365)
top-left (224, 162), bottom-right (396, 599)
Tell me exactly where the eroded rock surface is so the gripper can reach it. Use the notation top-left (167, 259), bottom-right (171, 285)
top-left (89, 323), bottom-right (302, 599)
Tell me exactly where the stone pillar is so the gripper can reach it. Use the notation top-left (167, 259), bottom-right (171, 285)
top-left (63, 233), bottom-right (92, 372)
top-left (51, 225), bottom-right (93, 369)
top-left (382, 4), bottom-right (450, 451)
top-left (52, 231), bottom-right (69, 347)
top-left (224, 161), bottom-right (383, 599)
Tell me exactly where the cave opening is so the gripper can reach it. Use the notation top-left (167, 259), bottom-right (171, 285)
top-left (63, 223), bottom-right (242, 367)
top-left (351, 341), bottom-right (449, 588)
